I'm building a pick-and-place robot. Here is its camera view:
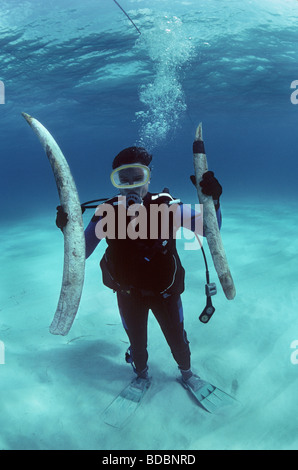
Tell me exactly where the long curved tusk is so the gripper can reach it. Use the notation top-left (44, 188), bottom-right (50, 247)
top-left (193, 122), bottom-right (236, 300)
top-left (22, 112), bottom-right (86, 335)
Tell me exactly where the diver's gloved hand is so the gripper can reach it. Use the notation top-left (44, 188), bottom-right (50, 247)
top-left (56, 205), bottom-right (68, 231)
top-left (190, 171), bottom-right (222, 209)
top-left (199, 171), bottom-right (222, 200)
top-left (56, 204), bottom-right (86, 231)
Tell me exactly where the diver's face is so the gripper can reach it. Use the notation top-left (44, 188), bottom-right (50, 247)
top-left (119, 182), bottom-right (149, 199)
top-left (118, 162), bottom-right (150, 199)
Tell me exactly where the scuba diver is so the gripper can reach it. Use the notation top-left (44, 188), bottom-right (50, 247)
top-left (56, 146), bottom-right (223, 396)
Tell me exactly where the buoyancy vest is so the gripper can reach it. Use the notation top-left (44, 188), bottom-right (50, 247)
top-left (99, 191), bottom-right (185, 296)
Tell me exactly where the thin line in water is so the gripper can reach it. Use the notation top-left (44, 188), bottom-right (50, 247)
top-left (112, 0), bottom-right (142, 35)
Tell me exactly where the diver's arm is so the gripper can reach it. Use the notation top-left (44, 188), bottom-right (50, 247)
top-left (56, 206), bottom-right (103, 259)
top-left (177, 204), bottom-right (222, 236)
top-left (215, 206), bottom-right (222, 230)
top-left (191, 205), bottom-right (222, 232)
top-left (84, 215), bottom-right (104, 259)
top-left (188, 170), bottom-right (223, 233)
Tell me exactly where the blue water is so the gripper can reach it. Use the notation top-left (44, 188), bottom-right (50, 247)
top-left (1, 0), bottom-right (298, 219)
top-left (1, 0), bottom-right (298, 450)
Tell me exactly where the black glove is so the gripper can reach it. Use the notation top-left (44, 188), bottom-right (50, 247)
top-left (56, 204), bottom-right (86, 231)
top-left (190, 171), bottom-right (222, 208)
top-left (200, 171), bottom-right (222, 200)
top-left (56, 206), bottom-right (68, 230)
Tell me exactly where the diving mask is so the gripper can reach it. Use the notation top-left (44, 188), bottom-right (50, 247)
top-left (110, 164), bottom-right (150, 189)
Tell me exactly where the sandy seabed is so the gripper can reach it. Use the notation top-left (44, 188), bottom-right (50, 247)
top-left (1, 199), bottom-right (298, 450)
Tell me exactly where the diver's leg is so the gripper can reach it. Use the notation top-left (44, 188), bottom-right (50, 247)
top-left (151, 295), bottom-right (191, 372)
top-left (117, 291), bottom-right (150, 377)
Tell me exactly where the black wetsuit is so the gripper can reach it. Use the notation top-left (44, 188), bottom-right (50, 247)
top-left (84, 191), bottom-right (222, 375)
